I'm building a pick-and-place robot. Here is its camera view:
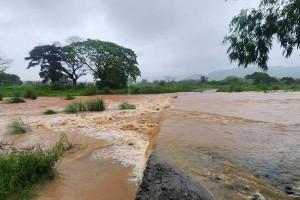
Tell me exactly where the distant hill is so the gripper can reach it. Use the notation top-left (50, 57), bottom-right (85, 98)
top-left (208, 66), bottom-right (300, 80)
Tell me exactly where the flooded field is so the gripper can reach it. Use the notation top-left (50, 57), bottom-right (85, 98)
top-left (1, 92), bottom-right (299, 199)
top-left (0, 94), bottom-right (173, 199)
top-left (154, 92), bottom-right (300, 199)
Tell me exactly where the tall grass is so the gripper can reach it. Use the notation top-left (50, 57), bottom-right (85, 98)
top-left (0, 134), bottom-right (67, 199)
top-left (119, 102), bottom-right (136, 110)
top-left (6, 92), bottom-right (25, 104)
top-left (0, 93), bottom-right (3, 101)
top-left (85, 98), bottom-right (105, 111)
top-left (23, 89), bottom-right (37, 100)
top-left (8, 118), bottom-right (32, 134)
top-left (64, 98), bottom-right (105, 113)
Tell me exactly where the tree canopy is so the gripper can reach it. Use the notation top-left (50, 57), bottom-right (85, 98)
top-left (224, 0), bottom-right (300, 70)
top-left (25, 39), bottom-right (140, 87)
top-left (245, 72), bottom-right (278, 85)
top-left (0, 72), bottom-right (22, 85)
top-left (69, 39), bottom-right (140, 88)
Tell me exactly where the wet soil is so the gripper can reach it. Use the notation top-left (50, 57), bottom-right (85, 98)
top-left (136, 153), bottom-right (215, 200)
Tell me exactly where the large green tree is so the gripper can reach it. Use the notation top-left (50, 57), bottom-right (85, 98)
top-left (26, 43), bottom-right (87, 85)
top-left (224, 0), bottom-right (300, 70)
top-left (70, 39), bottom-right (140, 88)
top-left (25, 45), bottom-right (64, 83)
top-left (245, 72), bottom-right (278, 85)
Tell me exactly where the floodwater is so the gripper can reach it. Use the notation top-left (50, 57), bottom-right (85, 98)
top-left (0, 94), bottom-right (173, 200)
top-left (154, 92), bottom-right (300, 199)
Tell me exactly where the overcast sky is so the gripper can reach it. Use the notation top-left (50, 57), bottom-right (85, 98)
top-left (0, 0), bottom-right (299, 81)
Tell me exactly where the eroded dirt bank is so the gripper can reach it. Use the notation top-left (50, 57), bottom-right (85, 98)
top-left (0, 94), bottom-right (174, 199)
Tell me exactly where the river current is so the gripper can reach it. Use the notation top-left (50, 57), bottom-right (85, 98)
top-left (154, 92), bottom-right (300, 199)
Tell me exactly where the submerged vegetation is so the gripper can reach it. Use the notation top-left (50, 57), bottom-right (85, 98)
top-left (65, 98), bottom-right (105, 113)
top-left (5, 92), bottom-right (26, 104)
top-left (0, 134), bottom-right (69, 200)
top-left (119, 102), bottom-right (136, 110)
top-left (43, 109), bottom-right (58, 115)
top-left (7, 118), bottom-right (31, 134)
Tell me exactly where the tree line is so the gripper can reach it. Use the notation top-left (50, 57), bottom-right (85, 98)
top-left (25, 38), bottom-right (141, 88)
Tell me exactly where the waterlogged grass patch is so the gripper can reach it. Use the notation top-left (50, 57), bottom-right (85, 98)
top-left (64, 101), bottom-right (86, 113)
top-left (43, 109), bottom-right (58, 115)
top-left (65, 99), bottom-right (105, 113)
top-left (64, 94), bottom-right (75, 100)
top-left (8, 118), bottom-right (32, 134)
top-left (6, 92), bottom-right (26, 104)
top-left (0, 134), bottom-right (68, 200)
top-left (85, 98), bottom-right (105, 111)
top-left (24, 89), bottom-right (37, 100)
top-left (119, 102), bottom-right (136, 110)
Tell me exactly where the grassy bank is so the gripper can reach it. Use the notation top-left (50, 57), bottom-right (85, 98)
top-left (0, 82), bottom-right (299, 97)
top-left (0, 134), bottom-right (68, 200)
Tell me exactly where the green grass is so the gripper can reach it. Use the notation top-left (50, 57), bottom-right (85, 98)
top-left (0, 134), bottom-right (68, 200)
top-left (64, 94), bottom-right (75, 100)
top-left (85, 98), bottom-right (105, 111)
top-left (119, 102), bottom-right (136, 110)
top-left (43, 109), bottom-right (58, 115)
top-left (0, 82), bottom-right (300, 98)
top-left (6, 92), bottom-right (26, 104)
top-left (7, 118), bottom-right (32, 134)
top-left (65, 99), bottom-right (105, 113)
top-left (23, 88), bottom-right (37, 100)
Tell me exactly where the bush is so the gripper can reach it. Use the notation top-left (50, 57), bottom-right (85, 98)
top-left (0, 93), bottom-right (3, 101)
top-left (7, 118), bottom-right (32, 134)
top-left (272, 85), bottom-right (280, 90)
top-left (24, 88), bottom-right (37, 100)
top-left (85, 98), bottom-right (105, 111)
top-left (6, 92), bottom-right (25, 104)
top-left (119, 102), bottom-right (136, 110)
top-left (43, 109), bottom-right (58, 115)
top-left (0, 134), bottom-right (67, 199)
top-left (64, 101), bottom-right (86, 113)
top-left (83, 86), bottom-right (98, 96)
top-left (103, 87), bottom-right (111, 94)
top-left (64, 94), bottom-right (75, 100)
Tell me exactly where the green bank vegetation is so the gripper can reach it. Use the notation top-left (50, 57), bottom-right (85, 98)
top-left (7, 118), bottom-right (32, 134)
top-left (0, 134), bottom-right (71, 199)
top-left (43, 109), bottom-right (58, 115)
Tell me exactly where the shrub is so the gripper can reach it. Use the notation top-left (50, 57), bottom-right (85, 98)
top-left (85, 98), bottom-right (105, 111)
top-left (24, 88), bottom-right (37, 100)
top-left (6, 92), bottom-right (26, 104)
top-left (64, 101), bottom-right (86, 113)
top-left (0, 134), bottom-right (67, 199)
top-left (43, 109), bottom-right (58, 115)
top-left (7, 118), bottom-right (32, 134)
top-left (0, 93), bottom-right (3, 101)
top-left (272, 85), bottom-right (280, 90)
top-left (83, 86), bottom-right (98, 96)
top-left (119, 102), bottom-right (136, 110)
top-left (103, 87), bottom-right (111, 94)
top-left (64, 94), bottom-right (75, 100)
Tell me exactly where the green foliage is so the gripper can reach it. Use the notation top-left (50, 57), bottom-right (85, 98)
top-left (43, 109), bottom-right (58, 115)
top-left (119, 102), bottom-right (136, 110)
top-left (200, 76), bottom-right (209, 84)
top-left (0, 134), bottom-right (67, 199)
top-left (102, 87), bottom-right (111, 94)
top-left (65, 99), bottom-right (105, 113)
top-left (64, 101), bottom-right (86, 113)
top-left (6, 92), bottom-right (25, 104)
top-left (85, 98), bottom-right (105, 111)
top-left (0, 93), bottom-right (3, 101)
top-left (224, 0), bottom-right (300, 70)
top-left (244, 72), bottom-right (277, 85)
top-left (23, 88), bottom-right (37, 100)
top-left (83, 86), bottom-right (98, 96)
top-left (64, 94), bottom-right (75, 100)
top-left (7, 118), bottom-right (32, 134)
top-left (280, 77), bottom-right (295, 85)
top-left (71, 39), bottom-right (140, 88)
top-left (0, 72), bottom-right (23, 85)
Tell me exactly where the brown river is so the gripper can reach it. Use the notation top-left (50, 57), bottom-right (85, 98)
top-left (0, 92), bottom-right (299, 199)
top-left (154, 92), bottom-right (300, 199)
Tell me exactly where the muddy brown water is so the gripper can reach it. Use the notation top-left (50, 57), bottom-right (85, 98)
top-left (1, 92), bottom-right (299, 199)
top-left (153, 92), bottom-right (300, 199)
